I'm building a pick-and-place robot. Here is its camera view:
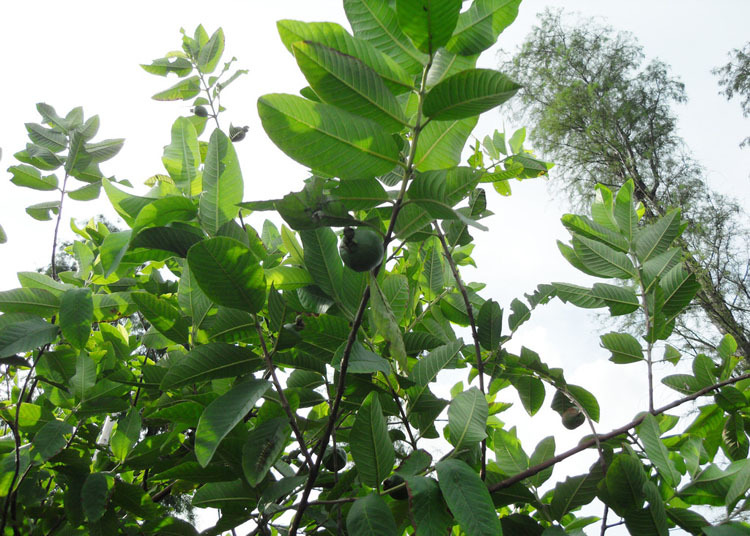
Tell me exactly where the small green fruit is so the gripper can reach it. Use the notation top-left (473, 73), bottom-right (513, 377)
top-left (230, 124), bottom-right (249, 142)
top-left (561, 407), bottom-right (585, 430)
top-left (192, 105), bottom-right (208, 117)
top-left (322, 446), bottom-right (347, 472)
top-left (383, 474), bottom-right (408, 500)
top-left (339, 227), bottom-right (384, 272)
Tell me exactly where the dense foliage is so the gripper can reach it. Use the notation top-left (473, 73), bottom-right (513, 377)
top-left (1, 2), bottom-right (749, 535)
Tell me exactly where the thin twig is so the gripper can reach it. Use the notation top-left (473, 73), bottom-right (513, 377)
top-left (489, 371), bottom-right (750, 492)
top-left (434, 223), bottom-right (487, 479)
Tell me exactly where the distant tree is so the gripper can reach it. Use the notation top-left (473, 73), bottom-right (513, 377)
top-left (502, 8), bottom-right (750, 359)
top-left (714, 41), bottom-right (750, 147)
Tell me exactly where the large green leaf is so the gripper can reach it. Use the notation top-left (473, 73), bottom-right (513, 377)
top-left (162, 117), bottom-right (201, 194)
top-left (549, 473), bottom-right (599, 521)
top-left (200, 129), bottom-right (243, 236)
top-left (81, 473), bottom-right (114, 522)
top-left (642, 248), bottom-right (682, 293)
top-left (0, 317), bottom-right (58, 357)
top-left (100, 230), bottom-right (132, 278)
top-left (140, 56), bottom-right (193, 77)
top-left (191, 479), bottom-right (256, 508)
top-left (448, 387), bottom-right (488, 451)
top-left (396, 0), bottom-right (461, 54)
top-left (414, 116), bottom-right (478, 171)
top-left (293, 41), bottom-right (407, 132)
top-left (152, 75), bottom-right (201, 101)
top-left (477, 299), bottom-right (502, 351)
top-left (131, 292), bottom-right (190, 346)
top-left (25, 123), bottom-right (67, 152)
top-left (8, 164), bottom-right (58, 191)
top-left (187, 237), bottom-right (266, 314)
top-left (493, 428), bottom-right (528, 476)
top-left (194, 378), bottom-right (271, 467)
top-left (32, 420), bottom-right (74, 460)
top-left (659, 264), bottom-right (700, 317)
top-left (241, 417), bottom-right (291, 487)
top-left (566, 385), bottom-right (600, 422)
top-left (590, 283), bottom-right (639, 316)
top-left (600, 332), bottom-right (644, 364)
top-left (160, 343), bottom-right (263, 390)
top-left (299, 227), bottom-right (349, 312)
top-left (131, 225), bottom-right (204, 257)
top-left (277, 19), bottom-right (414, 92)
top-left (346, 493), bottom-right (399, 536)
top-left (110, 409), bottom-right (141, 463)
top-left (446, 0), bottom-right (521, 56)
top-left (59, 288), bottom-right (93, 349)
top-left (0, 288), bottom-right (60, 316)
top-left (637, 414), bottom-right (681, 488)
top-left (132, 196), bottom-right (197, 234)
top-left (258, 93), bottom-right (400, 180)
top-left (561, 213), bottom-right (629, 252)
top-left (423, 68), bottom-right (520, 120)
top-left (572, 236), bottom-right (636, 279)
top-left (350, 391), bottom-right (395, 488)
top-left (177, 263), bottom-right (212, 328)
top-left (509, 374), bottom-right (545, 416)
top-left (404, 476), bottom-right (453, 535)
top-left (634, 209), bottom-right (681, 263)
top-left (527, 436), bottom-right (556, 488)
top-left (436, 459), bottom-right (503, 536)
top-left (552, 282), bottom-right (606, 309)
top-left (614, 180), bottom-right (639, 242)
top-left (369, 277), bottom-right (407, 367)
top-left (605, 454), bottom-right (647, 514)
top-left (343, 0), bottom-right (427, 75)
top-left (197, 28), bottom-right (224, 73)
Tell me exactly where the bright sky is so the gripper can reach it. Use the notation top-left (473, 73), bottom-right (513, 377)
top-left (2, 1), bottom-right (749, 533)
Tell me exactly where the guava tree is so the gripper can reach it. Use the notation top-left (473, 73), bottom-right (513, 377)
top-left (1, 2), bottom-right (750, 535)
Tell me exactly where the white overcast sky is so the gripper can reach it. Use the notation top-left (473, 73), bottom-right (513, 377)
top-left (2, 1), bottom-right (749, 532)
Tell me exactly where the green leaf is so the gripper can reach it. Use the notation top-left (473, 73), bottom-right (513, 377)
top-left (614, 180), bottom-right (639, 242)
top-left (552, 282), bottom-right (606, 309)
top-left (605, 454), bottom-right (647, 513)
top-left (67, 181), bottom-right (102, 201)
top-left (242, 417), bottom-right (291, 487)
top-left (634, 209), bottom-right (681, 263)
top-left (509, 374), bottom-right (545, 416)
top-left (370, 277), bottom-right (407, 367)
top-left (591, 283), bottom-right (639, 316)
top-left (277, 19), bottom-right (414, 93)
top-left (404, 476), bottom-right (453, 536)
top-left (100, 230), bottom-right (132, 278)
top-left (424, 68), bottom-right (520, 120)
top-left (637, 414), bottom-right (681, 488)
top-left (162, 117), bottom-right (201, 193)
top-left (561, 213), bottom-right (629, 253)
top-left (25, 123), bottom-right (67, 152)
top-left (726, 462), bottom-right (750, 511)
top-left (140, 56), bottom-right (193, 77)
top-left (436, 458), bottom-right (502, 536)
top-left (299, 227), bottom-right (350, 310)
top-left (132, 196), bottom-right (198, 234)
top-left (343, 0), bottom-right (427, 75)
top-left (549, 473), bottom-right (599, 521)
top-left (665, 508), bottom-right (709, 535)
top-left (527, 436), bottom-right (555, 487)
top-left (194, 378), bottom-right (271, 467)
top-left (448, 386), bottom-right (488, 451)
top-left (25, 201), bottom-right (60, 221)
top-left (420, 244), bottom-right (445, 299)
top-left (659, 264), bottom-right (700, 317)
top-left (414, 116), bottom-right (478, 171)
top-left (160, 343), bottom-right (263, 390)
top-left (0, 224), bottom-right (6, 244)
top-left (350, 391), bottom-right (395, 488)
top-left (82, 473), bottom-right (114, 522)
top-left (200, 129), bottom-right (244, 236)
top-left (446, 0), bottom-right (521, 56)
top-left (111, 409), bottom-right (141, 463)
top-left (396, 0), bottom-right (461, 54)
top-left (623, 481), bottom-right (669, 536)
top-left (0, 317), bottom-right (58, 357)
top-left (177, 264), bottom-right (212, 328)
top-left (191, 479), bottom-right (256, 508)
top-left (258, 93), bottom-right (400, 180)
top-left (410, 339), bottom-right (463, 385)
top-left (723, 413), bottom-right (749, 461)
top-left (641, 248), bottom-right (682, 293)
top-left (0, 288), bottom-right (60, 316)
top-left (292, 41), bottom-right (407, 132)
top-left (152, 75), bottom-right (201, 101)
top-left (508, 297), bottom-right (530, 331)
top-left (600, 332), bottom-right (643, 364)
top-left (477, 299), bottom-right (502, 351)
top-left (493, 428), bottom-right (529, 476)
top-left (427, 48), bottom-right (478, 87)
top-left (132, 225), bottom-right (203, 257)
top-left (346, 493), bottom-right (399, 536)
top-left (70, 350), bottom-right (96, 402)
top-left (187, 237), bottom-right (266, 314)
top-left (59, 288), bottom-right (93, 349)
top-left (197, 28), bottom-right (224, 73)
top-left (332, 341), bottom-right (391, 376)
top-left (331, 178), bottom-right (390, 210)
top-left (131, 292), bottom-right (190, 346)
top-left (32, 419), bottom-right (74, 460)
top-left (572, 235), bottom-right (636, 279)
top-left (566, 385), bottom-right (599, 422)
top-left (8, 164), bottom-right (58, 191)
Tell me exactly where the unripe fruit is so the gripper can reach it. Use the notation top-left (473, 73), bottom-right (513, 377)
top-left (561, 407), bottom-right (585, 430)
top-left (322, 446), bottom-right (347, 472)
top-left (339, 227), bottom-right (384, 272)
top-left (383, 474), bottom-right (408, 500)
top-left (230, 124), bottom-right (249, 142)
top-left (192, 105), bottom-right (208, 117)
